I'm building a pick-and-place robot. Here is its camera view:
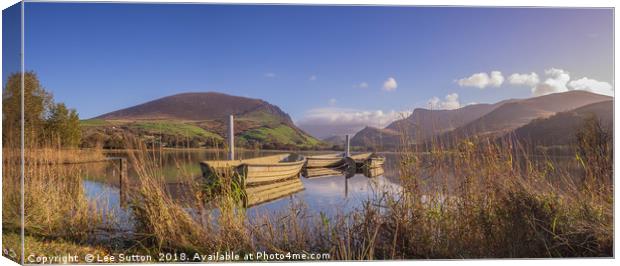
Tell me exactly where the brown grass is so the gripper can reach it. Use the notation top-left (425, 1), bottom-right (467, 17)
top-left (3, 117), bottom-right (612, 260)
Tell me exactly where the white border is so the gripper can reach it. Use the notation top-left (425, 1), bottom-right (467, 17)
top-left (0, 1), bottom-right (617, 266)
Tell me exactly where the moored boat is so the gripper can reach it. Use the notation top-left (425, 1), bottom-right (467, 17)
top-left (305, 153), bottom-right (346, 168)
top-left (350, 152), bottom-right (385, 169)
top-left (200, 153), bottom-right (306, 187)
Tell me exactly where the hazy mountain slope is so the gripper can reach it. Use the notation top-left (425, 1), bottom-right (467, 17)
top-left (351, 90), bottom-right (612, 150)
top-left (450, 91), bottom-right (612, 137)
top-left (513, 100), bottom-right (613, 147)
top-left (323, 135), bottom-right (347, 145)
top-left (386, 103), bottom-right (500, 139)
top-left (350, 126), bottom-right (401, 149)
top-left (351, 101), bottom-right (504, 148)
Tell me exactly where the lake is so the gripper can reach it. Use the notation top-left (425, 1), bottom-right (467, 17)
top-left (81, 149), bottom-right (402, 229)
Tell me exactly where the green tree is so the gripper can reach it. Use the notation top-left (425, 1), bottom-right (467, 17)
top-left (2, 71), bottom-right (52, 147)
top-left (46, 103), bottom-right (81, 147)
top-left (3, 71), bottom-right (81, 148)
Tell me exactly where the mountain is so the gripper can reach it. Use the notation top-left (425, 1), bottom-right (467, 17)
top-left (351, 101), bottom-right (503, 148)
top-left (448, 90), bottom-right (612, 138)
top-left (96, 92), bottom-right (293, 123)
top-left (350, 126), bottom-right (402, 150)
top-left (351, 90), bottom-right (612, 150)
top-left (82, 92), bottom-right (322, 149)
top-left (322, 135), bottom-right (346, 145)
top-left (386, 103), bottom-right (502, 139)
top-left (512, 100), bottom-right (613, 147)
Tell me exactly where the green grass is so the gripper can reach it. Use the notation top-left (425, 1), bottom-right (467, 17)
top-left (130, 121), bottom-right (223, 140)
top-left (79, 119), bottom-right (112, 127)
top-left (236, 110), bottom-right (283, 126)
top-left (240, 124), bottom-right (320, 146)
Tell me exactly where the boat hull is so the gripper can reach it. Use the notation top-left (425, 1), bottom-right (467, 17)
top-left (305, 153), bottom-right (345, 168)
top-left (200, 153), bottom-right (306, 187)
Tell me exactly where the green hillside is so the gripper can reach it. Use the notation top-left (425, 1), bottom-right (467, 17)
top-left (80, 119), bottom-right (323, 150)
top-left (80, 92), bottom-right (325, 150)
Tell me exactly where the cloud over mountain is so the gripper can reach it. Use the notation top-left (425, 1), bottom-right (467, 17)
top-left (428, 93), bottom-right (461, 110)
top-left (457, 71), bottom-right (504, 89)
top-left (568, 77), bottom-right (614, 96)
top-left (508, 72), bottom-right (540, 87)
top-left (297, 107), bottom-right (411, 138)
top-left (531, 68), bottom-right (571, 96)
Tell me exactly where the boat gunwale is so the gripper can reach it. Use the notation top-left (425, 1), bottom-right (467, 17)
top-left (199, 153), bottom-right (306, 169)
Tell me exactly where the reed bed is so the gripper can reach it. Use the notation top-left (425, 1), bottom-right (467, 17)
top-left (3, 117), bottom-right (612, 260)
top-left (123, 118), bottom-right (613, 259)
top-left (2, 141), bottom-right (115, 260)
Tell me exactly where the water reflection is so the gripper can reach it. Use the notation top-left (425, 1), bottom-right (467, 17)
top-left (82, 150), bottom-right (400, 219)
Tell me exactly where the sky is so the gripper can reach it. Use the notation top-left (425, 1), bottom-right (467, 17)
top-left (3, 3), bottom-right (614, 138)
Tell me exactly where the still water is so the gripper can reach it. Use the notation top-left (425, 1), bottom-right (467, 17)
top-left (82, 150), bottom-right (402, 228)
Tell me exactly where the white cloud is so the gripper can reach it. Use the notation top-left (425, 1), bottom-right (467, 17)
top-left (382, 77), bottom-right (398, 91)
top-left (356, 82), bottom-right (369, 88)
top-left (427, 93), bottom-right (461, 110)
top-left (297, 107), bottom-right (412, 137)
top-left (490, 71), bottom-right (504, 87)
top-left (309, 75), bottom-right (317, 81)
top-left (457, 71), bottom-right (504, 89)
top-left (264, 72), bottom-right (276, 78)
top-left (568, 77), bottom-right (614, 96)
top-left (328, 98), bottom-right (337, 106)
top-left (508, 72), bottom-right (540, 87)
top-left (531, 68), bottom-right (570, 96)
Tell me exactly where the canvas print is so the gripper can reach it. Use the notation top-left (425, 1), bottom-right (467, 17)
top-left (1, 2), bottom-right (614, 263)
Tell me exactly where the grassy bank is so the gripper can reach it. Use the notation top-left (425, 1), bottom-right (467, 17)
top-left (2, 145), bottom-right (117, 263)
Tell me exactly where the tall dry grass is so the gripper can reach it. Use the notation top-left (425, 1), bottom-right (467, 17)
top-left (2, 140), bottom-right (113, 246)
top-left (120, 117), bottom-right (613, 259)
top-left (126, 138), bottom-right (253, 255)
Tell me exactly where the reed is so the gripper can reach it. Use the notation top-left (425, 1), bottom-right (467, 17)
top-left (2, 140), bottom-right (114, 258)
top-left (11, 117), bottom-right (607, 260)
top-left (126, 137), bottom-right (254, 256)
top-left (313, 119), bottom-right (613, 259)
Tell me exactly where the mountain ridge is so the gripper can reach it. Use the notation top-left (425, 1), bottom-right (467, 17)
top-left (352, 90), bottom-right (612, 149)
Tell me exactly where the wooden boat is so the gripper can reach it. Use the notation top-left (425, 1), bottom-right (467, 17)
top-left (349, 152), bottom-right (373, 166)
top-left (305, 153), bottom-right (346, 168)
top-left (200, 153), bottom-right (306, 187)
top-left (350, 152), bottom-right (385, 169)
top-left (302, 167), bottom-right (344, 178)
top-left (244, 178), bottom-right (304, 207)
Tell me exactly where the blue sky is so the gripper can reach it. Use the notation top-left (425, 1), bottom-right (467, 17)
top-left (4, 3), bottom-right (614, 138)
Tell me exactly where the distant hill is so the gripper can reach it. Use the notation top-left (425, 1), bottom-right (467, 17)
top-left (96, 92), bottom-right (293, 123)
top-left (350, 126), bottom-right (402, 150)
top-left (82, 92), bottom-right (322, 149)
top-left (351, 100), bottom-right (506, 149)
top-left (322, 135), bottom-right (346, 145)
top-left (388, 103), bottom-right (501, 138)
top-left (449, 90), bottom-right (612, 138)
top-left (512, 100), bottom-right (613, 147)
top-left (351, 90), bottom-right (612, 150)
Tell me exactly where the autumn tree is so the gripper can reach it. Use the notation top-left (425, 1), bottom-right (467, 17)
top-left (2, 71), bottom-right (81, 148)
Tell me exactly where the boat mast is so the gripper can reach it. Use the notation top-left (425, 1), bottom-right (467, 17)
top-left (344, 134), bottom-right (350, 157)
top-left (229, 114), bottom-right (235, 160)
